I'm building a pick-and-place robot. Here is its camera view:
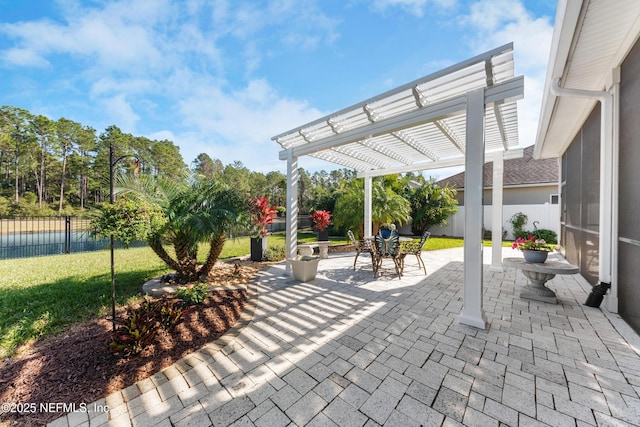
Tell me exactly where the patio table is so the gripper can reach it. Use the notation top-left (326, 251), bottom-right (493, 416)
top-left (365, 235), bottom-right (411, 278)
top-left (504, 257), bottom-right (579, 304)
top-left (364, 236), bottom-right (413, 243)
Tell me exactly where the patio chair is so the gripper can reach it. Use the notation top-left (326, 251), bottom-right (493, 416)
top-left (400, 231), bottom-right (431, 274)
top-left (347, 230), bottom-right (373, 270)
top-left (372, 230), bottom-right (402, 279)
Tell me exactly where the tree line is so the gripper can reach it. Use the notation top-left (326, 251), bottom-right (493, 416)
top-left (1, 105), bottom-right (458, 237)
top-left (0, 106), bottom-right (185, 215)
top-left (0, 105), bottom-right (355, 217)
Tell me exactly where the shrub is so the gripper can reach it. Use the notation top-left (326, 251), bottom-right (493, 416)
top-left (92, 197), bottom-right (166, 246)
top-left (175, 283), bottom-right (209, 305)
top-left (534, 228), bottom-right (557, 244)
top-left (509, 212), bottom-right (528, 238)
top-left (0, 197), bottom-right (11, 216)
top-left (109, 308), bottom-right (159, 357)
top-left (249, 196), bottom-right (278, 237)
top-left (483, 228), bottom-right (508, 241)
top-left (310, 210), bottom-right (332, 232)
top-left (265, 246), bottom-right (286, 261)
top-left (109, 297), bottom-right (189, 356)
top-left (155, 298), bottom-right (189, 330)
top-left (516, 228), bottom-right (557, 243)
top-left (408, 181), bottom-right (458, 236)
top-left (140, 297), bottom-right (189, 330)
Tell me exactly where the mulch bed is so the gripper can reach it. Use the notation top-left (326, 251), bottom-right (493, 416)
top-left (0, 260), bottom-right (269, 426)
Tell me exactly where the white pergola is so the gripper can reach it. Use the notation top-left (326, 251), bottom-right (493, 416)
top-left (273, 43), bottom-right (524, 329)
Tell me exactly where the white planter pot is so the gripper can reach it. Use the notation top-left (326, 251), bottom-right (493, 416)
top-left (291, 257), bottom-right (320, 282)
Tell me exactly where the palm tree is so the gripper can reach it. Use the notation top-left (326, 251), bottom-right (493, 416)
top-left (117, 173), bottom-right (249, 282)
top-left (333, 177), bottom-right (411, 238)
top-left (403, 177), bottom-right (458, 235)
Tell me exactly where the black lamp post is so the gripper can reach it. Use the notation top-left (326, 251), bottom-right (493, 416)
top-left (109, 142), bottom-right (139, 331)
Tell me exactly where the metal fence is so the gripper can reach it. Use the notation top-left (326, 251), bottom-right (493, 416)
top-left (0, 216), bottom-right (145, 260)
top-left (265, 216), bottom-right (312, 233)
top-left (0, 215), bottom-right (314, 260)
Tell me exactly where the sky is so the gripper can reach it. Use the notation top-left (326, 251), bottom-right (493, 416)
top-left (0, 0), bottom-right (557, 178)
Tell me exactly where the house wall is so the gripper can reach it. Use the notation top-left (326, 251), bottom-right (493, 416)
top-left (454, 185), bottom-right (558, 206)
top-left (423, 203), bottom-right (560, 240)
top-left (618, 37), bottom-right (640, 333)
top-left (560, 104), bottom-right (600, 287)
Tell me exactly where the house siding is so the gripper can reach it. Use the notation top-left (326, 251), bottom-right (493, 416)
top-left (618, 36), bottom-right (640, 333)
top-left (440, 145), bottom-right (558, 206)
top-left (454, 185), bottom-right (557, 206)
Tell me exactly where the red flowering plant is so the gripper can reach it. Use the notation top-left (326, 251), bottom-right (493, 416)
top-left (310, 210), bottom-right (332, 232)
top-left (248, 196), bottom-right (278, 238)
top-left (511, 234), bottom-right (554, 252)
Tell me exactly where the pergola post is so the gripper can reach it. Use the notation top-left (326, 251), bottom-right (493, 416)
top-left (490, 151), bottom-right (504, 272)
top-left (364, 176), bottom-right (373, 237)
top-left (285, 149), bottom-right (299, 274)
top-left (459, 88), bottom-right (487, 329)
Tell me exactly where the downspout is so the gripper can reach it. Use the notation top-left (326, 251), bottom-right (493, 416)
top-left (550, 78), bottom-right (613, 286)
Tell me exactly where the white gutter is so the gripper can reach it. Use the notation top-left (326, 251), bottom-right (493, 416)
top-left (550, 79), bottom-right (614, 286)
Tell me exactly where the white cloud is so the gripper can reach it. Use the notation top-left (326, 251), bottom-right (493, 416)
top-left (372, 0), bottom-right (457, 17)
top-left (101, 94), bottom-right (140, 133)
top-left (147, 129), bottom-right (176, 142)
top-left (170, 76), bottom-right (325, 171)
top-left (1, 47), bottom-right (49, 67)
top-left (90, 77), bottom-right (155, 98)
top-left (0, 4), bottom-right (168, 72)
top-left (461, 0), bottom-right (554, 148)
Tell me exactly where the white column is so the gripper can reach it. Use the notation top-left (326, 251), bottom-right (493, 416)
top-left (459, 88), bottom-right (487, 329)
top-left (490, 151), bottom-right (504, 272)
top-left (285, 150), bottom-right (299, 274)
top-left (364, 176), bottom-right (373, 237)
top-left (599, 91), bottom-right (613, 287)
top-left (606, 68), bottom-right (620, 312)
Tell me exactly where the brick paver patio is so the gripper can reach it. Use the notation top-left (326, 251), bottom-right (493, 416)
top-left (49, 248), bottom-right (640, 426)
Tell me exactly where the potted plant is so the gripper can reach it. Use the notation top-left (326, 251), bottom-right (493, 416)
top-left (249, 196), bottom-right (278, 261)
top-left (310, 210), bottom-right (332, 241)
top-left (291, 255), bottom-right (320, 282)
top-left (512, 234), bottom-right (554, 263)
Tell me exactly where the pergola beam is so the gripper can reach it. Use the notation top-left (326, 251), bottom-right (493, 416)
top-left (357, 147), bottom-right (524, 178)
top-left (279, 93), bottom-right (469, 160)
top-left (278, 76), bottom-right (524, 165)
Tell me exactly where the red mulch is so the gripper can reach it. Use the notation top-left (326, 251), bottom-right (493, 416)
top-left (0, 261), bottom-right (264, 426)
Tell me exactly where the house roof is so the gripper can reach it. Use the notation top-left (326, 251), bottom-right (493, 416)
top-left (436, 145), bottom-right (557, 189)
top-left (534, 0), bottom-right (640, 158)
top-left (273, 44), bottom-right (524, 178)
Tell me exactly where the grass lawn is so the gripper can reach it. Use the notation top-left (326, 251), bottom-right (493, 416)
top-left (0, 232), bottom-right (506, 359)
top-left (425, 236), bottom-right (513, 250)
top-left (0, 247), bottom-right (170, 359)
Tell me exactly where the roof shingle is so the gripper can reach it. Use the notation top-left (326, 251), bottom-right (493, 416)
top-left (436, 146), bottom-right (558, 189)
